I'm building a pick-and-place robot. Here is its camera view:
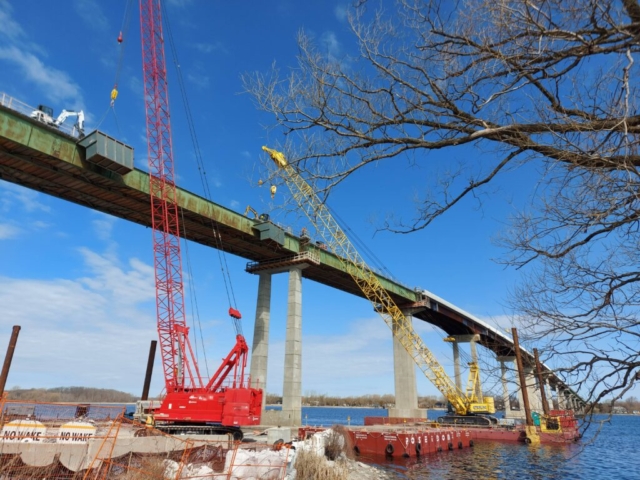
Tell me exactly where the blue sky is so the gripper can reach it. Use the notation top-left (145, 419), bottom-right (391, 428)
top-left (0, 0), bottom-right (535, 399)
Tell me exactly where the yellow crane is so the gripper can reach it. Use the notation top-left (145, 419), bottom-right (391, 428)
top-left (262, 146), bottom-right (495, 424)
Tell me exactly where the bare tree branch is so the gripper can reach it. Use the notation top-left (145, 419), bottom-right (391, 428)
top-left (244, 0), bottom-right (640, 409)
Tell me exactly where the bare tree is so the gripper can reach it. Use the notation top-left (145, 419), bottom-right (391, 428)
top-left (243, 0), bottom-right (640, 409)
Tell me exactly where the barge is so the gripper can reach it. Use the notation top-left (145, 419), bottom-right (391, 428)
top-left (363, 409), bottom-right (580, 445)
top-left (299, 425), bottom-right (474, 458)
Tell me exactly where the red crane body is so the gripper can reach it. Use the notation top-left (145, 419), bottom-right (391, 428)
top-left (139, 0), bottom-right (262, 432)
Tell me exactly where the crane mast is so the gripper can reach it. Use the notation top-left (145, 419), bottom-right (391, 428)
top-left (140, 0), bottom-right (202, 393)
top-left (263, 147), bottom-right (494, 419)
top-left (135, 1), bottom-right (262, 436)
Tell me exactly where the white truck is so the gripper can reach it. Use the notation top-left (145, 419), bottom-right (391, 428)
top-left (30, 104), bottom-right (85, 137)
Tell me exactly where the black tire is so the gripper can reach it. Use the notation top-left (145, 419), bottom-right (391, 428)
top-left (448, 442), bottom-right (453, 451)
top-left (458, 441), bottom-right (463, 449)
top-left (469, 440), bottom-right (474, 447)
top-left (524, 437), bottom-right (532, 444)
top-left (437, 446), bottom-right (443, 453)
top-left (385, 443), bottom-right (394, 456)
top-left (232, 429), bottom-right (244, 442)
top-left (416, 442), bottom-right (422, 455)
top-left (353, 445), bottom-right (360, 455)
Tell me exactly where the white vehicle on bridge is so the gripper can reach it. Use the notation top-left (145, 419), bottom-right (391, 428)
top-left (30, 104), bottom-right (85, 138)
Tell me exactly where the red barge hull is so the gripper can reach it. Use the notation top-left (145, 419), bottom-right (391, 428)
top-left (299, 425), bottom-right (474, 458)
top-left (363, 410), bottom-right (580, 445)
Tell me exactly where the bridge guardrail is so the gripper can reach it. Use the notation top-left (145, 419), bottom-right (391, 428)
top-left (0, 92), bottom-right (79, 138)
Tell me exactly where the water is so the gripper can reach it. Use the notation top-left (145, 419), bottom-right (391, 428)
top-left (271, 407), bottom-right (640, 480)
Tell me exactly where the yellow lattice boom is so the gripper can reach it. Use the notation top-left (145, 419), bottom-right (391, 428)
top-left (263, 146), bottom-right (474, 415)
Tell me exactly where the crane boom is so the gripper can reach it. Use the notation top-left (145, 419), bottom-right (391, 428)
top-left (134, 1), bottom-right (262, 435)
top-left (140, 0), bottom-right (202, 393)
top-left (263, 146), bottom-right (494, 417)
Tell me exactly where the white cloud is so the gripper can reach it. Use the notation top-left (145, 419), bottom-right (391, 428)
top-left (478, 314), bottom-right (518, 336)
top-left (0, 223), bottom-right (20, 239)
top-left (194, 42), bottom-right (228, 55)
top-left (73, 0), bottom-right (108, 32)
top-left (230, 200), bottom-right (240, 209)
top-left (187, 73), bottom-right (210, 89)
top-left (265, 317), bottom-right (396, 396)
top-left (166, 0), bottom-right (194, 7)
top-left (0, 1), bottom-right (25, 42)
top-left (334, 5), bottom-right (348, 22)
top-left (78, 248), bottom-right (156, 309)
top-left (319, 31), bottom-right (352, 71)
top-left (321, 31), bottom-right (342, 60)
top-left (240, 151), bottom-right (251, 159)
top-left (31, 220), bottom-right (50, 230)
top-left (0, 182), bottom-right (50, 213)
top-left (0, 46), bottom-right (84, 108)
top-left (91, 213), bottom-right (116, 242)
top-left (0, 248), bottom-right (159, 394)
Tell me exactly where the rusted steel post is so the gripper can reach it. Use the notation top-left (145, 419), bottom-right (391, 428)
top-left (512, 328), bottom-right (533, 426)
top-left (533, 348), bottom-right (550, 415)
top-left (0, 326), bottom-right (21, 397)
top-left (141, 340), bottom-right (157, 401)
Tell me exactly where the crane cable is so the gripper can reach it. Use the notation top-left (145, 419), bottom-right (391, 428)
top-left (96, 0), bottom-right (135, 134)
top-left (161, 1), bottom-right (243, 343)
top-left (327, 204), bottom-right (398, 282)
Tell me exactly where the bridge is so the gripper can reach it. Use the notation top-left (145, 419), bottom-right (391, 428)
top-left (0, 100), bottom-right (583, 424)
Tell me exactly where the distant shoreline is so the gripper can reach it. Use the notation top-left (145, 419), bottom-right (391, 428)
top-left (266, 405), bottom-right (447, 410)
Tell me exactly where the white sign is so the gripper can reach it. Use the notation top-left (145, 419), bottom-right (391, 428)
top-left (1, 420), bottom-right (47, 442)
top-left (58, 422), bottom-right (96, 443)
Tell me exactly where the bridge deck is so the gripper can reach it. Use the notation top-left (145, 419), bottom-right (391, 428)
top-left (0, 104), bottom-right (578, 396)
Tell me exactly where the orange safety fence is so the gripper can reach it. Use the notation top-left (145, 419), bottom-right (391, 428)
top-left (0, 399), bottom-right (295, 479)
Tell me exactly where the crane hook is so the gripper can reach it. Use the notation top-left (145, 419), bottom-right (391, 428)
top-left (110, 86), bottom-right (119, 107)
top-left (270, 185), bottom-right (276, 199)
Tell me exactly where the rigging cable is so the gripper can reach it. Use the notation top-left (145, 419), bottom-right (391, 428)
top-left (180, 207), bottom-right (210, 378)
top-left (96, 0), bottom-right (134, 134)
top-left (161, 1), bottom-right (243, 346)
top-left (328, 204), bottom-right (398, 282)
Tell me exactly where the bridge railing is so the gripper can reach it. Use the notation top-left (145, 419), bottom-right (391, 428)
top-left (0, 92), bottom-right (80, 138)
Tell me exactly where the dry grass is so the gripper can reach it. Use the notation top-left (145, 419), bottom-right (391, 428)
top-left (325, 425), bottom-right (355, 461)
top-left (294, 450), bottom-right (348, 480)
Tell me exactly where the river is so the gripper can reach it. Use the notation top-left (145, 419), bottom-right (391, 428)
top-left (278, 406), bottom-right (640, 480)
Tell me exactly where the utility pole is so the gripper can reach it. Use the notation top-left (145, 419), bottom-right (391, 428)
top-left (512, 327), bottom-right (540, 445)
top-left (0, 326), bottom-right (21, 397)
top-left (141, 340), bottom-right (157, 401)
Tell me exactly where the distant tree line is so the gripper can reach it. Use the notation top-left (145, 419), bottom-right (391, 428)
top-left (7, 386), bottom-right (137, 403)
top-left (595, 397), bottom-right (640, 414)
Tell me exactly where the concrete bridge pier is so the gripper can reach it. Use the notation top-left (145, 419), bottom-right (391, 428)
top-left (550, 383), bottom-right (560, 410)
top-left (452, 341), bottom-right (462, 392)
top-left (246, 252), bottom-right (319, 426)
top-left (249, 272), bottom-right (272, 413)
top-left (280, 265), bottom-right (306, 426)
top-left (498, 356), bottom-right (525, 419)
top-left (448, 334), bottom-right (483, 402)
top-left (524, 367), bottom-right (544, 413)
top-left (559, 388), bottom-right (568, 409)
top-left (543, 379), bottom-right (554, 412)
top-left (388, 309), bottom-right (426, 419)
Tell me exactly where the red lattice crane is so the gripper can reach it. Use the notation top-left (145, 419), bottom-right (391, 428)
top-left (139, 0), bottom-right (261, 437)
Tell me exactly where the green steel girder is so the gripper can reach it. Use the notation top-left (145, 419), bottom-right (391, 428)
top-left (0, 105), bottom-right (580, 399)
top-left (0, 104), bottom-right (419, 302)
